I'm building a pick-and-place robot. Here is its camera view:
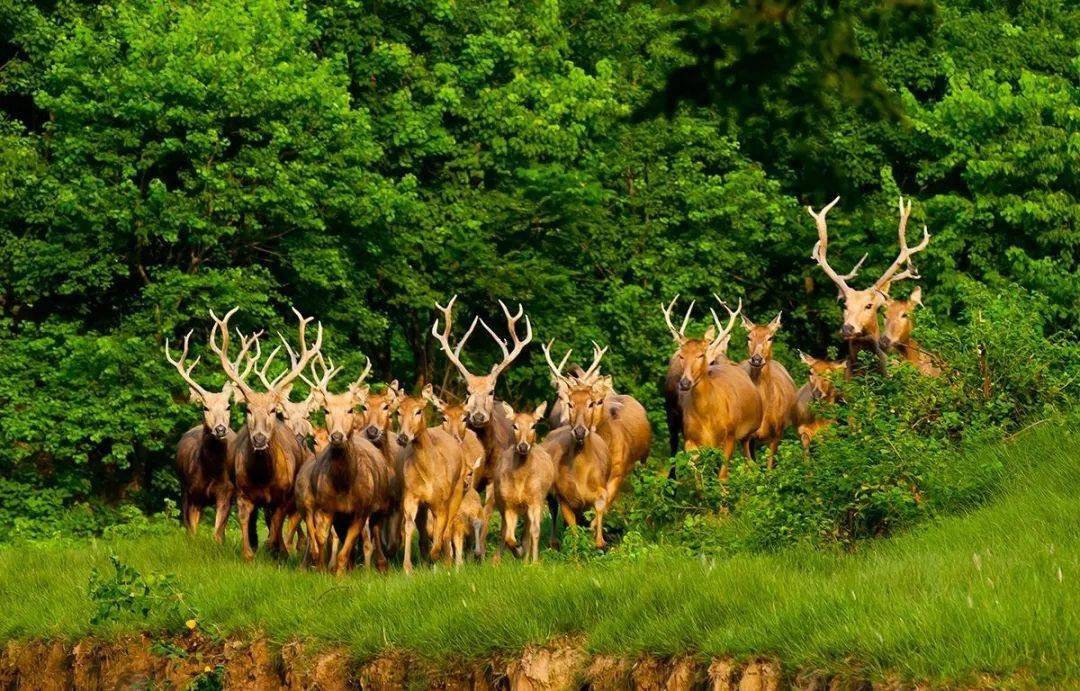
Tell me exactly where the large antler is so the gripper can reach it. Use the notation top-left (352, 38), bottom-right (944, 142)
top-left (300, 353), bottom-right (342, 394)
top-left (708, 296), bottom-right (742, 354)
top-left (207, 308), bottom-right (264, 397)
top-left (431, 295), bottom-right (480, 379)
top-left (660, 295), bottom-right (695, 342)
top-left (577, 341), bottom-right (608, 384)
top-left (874, 196), bottom-right (930, 291)
top-left (807, 197), bottom-right (867, 297)
top-left (541, 340), bottom-right (573, 390)
top-left (479, 300), bottom-right (533, 378)
top-left (270, 307), bottom-right (324, 393)
top-left (164, 330), bottom-right (208, 398)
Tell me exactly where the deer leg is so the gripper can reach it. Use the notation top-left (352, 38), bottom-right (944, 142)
top-left (767, 440), bottom-right (780, 469)
top-left (212, 492), bottom-right (230, 544)
top-left (284, 513), bottom-right (301, 553)
top-left (720, 438), bottom-right (735, 482)
top-left (527, 504), bottom-right (543, 563)
top-left (381, 509), bottom-right (402, 558)
top-left (362, 520), bottom-right (374, 570)
top-left (452, 523), bottom-right (465, 567)
top-left (303, 512), bottom-right (320, 568)
top-left (237, 498), bottom-right (256, 561)
top-left (547, 494), bottom-right (561, 549)
top-left (266, 504), bottom-right (287, 557)
top-left (188, 503), bottom-right (202, 535)
top-left (415, 506), bottom-right (431, 562)
top-left (477, 485), bottom-right (495, 559)
top-left (428, 507), bottom-right (451, 565)
top-left (502, 508), bottom-right (519, 556)
top-left (371, 520), bottom-right (389, 573)
top-left (335, 514), bottom-right (363, 576)
top-left (592, 493), bottom-right (608, 550)
top-left (402, 496), bottom-right (419, 575)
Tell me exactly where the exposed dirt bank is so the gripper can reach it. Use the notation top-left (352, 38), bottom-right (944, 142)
top-left (0, 636), bottom-right (1035, 690)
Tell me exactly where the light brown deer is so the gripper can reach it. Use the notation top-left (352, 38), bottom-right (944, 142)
top-left (165, 328), bottom-right (255, 541)
top-left (808, 196), bottom-right (930, 374)
top-left (541, 387), bottom-right (611, 549)
top-left (428, 391), bottom-right (489, 558)
top-left (739, 312), bottom-right (798, 468)
top-left (659, 296), bottom-right (717, 456)
top-left (493, 402), bottom-right (556, 563)
top-left (294, 356), bottom-right (390, 574)
top-left (448, 456), bottom-right (484, 566)
top-left (543, 342), bottom-right (651, 507)
top-left (793, 352), bottom-right (847, 450)
top-left (209, 307), bottom-right (321, 561)
top-left (357, 381), bottom-right (406, 558)
top-left (880, 286), bottom-right (942, 376)
top-left (675, 299), bottom-right (763, 480)
top-left (397, 385), bottom-right (468, 574)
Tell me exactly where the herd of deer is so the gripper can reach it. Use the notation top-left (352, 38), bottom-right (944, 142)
top-left (167, 197), bottom-right (938, 573)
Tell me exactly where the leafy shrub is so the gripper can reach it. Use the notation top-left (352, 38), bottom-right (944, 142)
top-left (88, 554), bottom-right (192, 629)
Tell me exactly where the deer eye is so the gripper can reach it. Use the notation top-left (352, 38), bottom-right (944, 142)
top-left (865, 304), bottom-right (873, 310)
top-left (901, 312), bottom-right (908, 318)
top-left (512, 424), bottom-right (518, 431)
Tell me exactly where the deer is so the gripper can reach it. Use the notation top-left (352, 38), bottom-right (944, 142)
top-left (164, 328), bottom-right (257, 541)
top-left (448, 456), bottom-right (485, 566)
top-left (543, 341), bottom-right (651, 507)
top-left (430, 296), bottom-right (532, 553)
top-left (427, 391), bottom-right (488, 557)
top-left (879, 286), bottom-right (942, 376)
top-left (492, 402), bottom-right (556, 563)
top-left (396, 385), bottom-right (468, 574)
top-left (293, 356), bottom-right (390, 574)
top-left (209, 306), bottom-right (321, 561)
top-left (792, 352), bottom-right (847, 450)
top-left (739, 312), bottom-right (798, 468)
top-left (357, 381), bottom-right (406, 558)
top-left (674, 298), bottom-right (763, 481)
top-left (808, 196), bottom-right (930, 375)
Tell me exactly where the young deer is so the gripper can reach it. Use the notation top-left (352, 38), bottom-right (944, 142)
top-left (397, 385), bottom-right (467, 574)
top-left (543, 342), bottom-right (650, 508)
top-left (493, 402), bottom-right (556, 563)
top-left (295, 356), bottom-right (389, 574)
top-left (209, 307), bottom-right (321, 561)
top-left (659, 296), bottom-right (718, 456)
top-left (165, 329), bottom-right (253, 541)
top-left (808, 196), bottom-right (930, 374)
top-left (880, 286), bottom-right (941, 376)
top-left (675, 299), bottom-right (762, 480)
top-left (448, 456), bottom-right (485, 566)
top-left (793, 352), bottom-right (847, 450)
top-left (542, 383), bottom-right (612, 549)
top-left (430, 391), bottom-right (489, 558)
top-left (740, 312), bottom-right (798, 468)
top-left (357, 381), bottom-right (406, 558)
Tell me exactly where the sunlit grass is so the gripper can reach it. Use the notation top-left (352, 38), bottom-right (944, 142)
top-left (1, 422), bottom-right (1076, 684)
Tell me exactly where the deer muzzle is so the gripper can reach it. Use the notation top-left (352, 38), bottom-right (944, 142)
top-left (212, 425), bottom-right (228, 439)
top-left (468, 411), bottom-right (488, 426)
top-left (678, 377), bottom-right (692, 391)
top-left (365, 426), bottom-right (382, 443)
top-left (572, 425), bottom-right (587, 443)
top-left (749, 354), bottom-right (765, 368)
top-left (251, 433), bottom-right (269, 450)
top-left (516, 442), bottom-right (531, 456)
top-left (878, 335), bottom-right (893, 350)
top-left (841, 323), bottom-right (856, 339)
top-left (396, 433), bottom-right (409, 446)
top-left (330, 431), bottom-right (345, 446)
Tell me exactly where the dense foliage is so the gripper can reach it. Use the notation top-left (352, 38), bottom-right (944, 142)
top-left (0, 0), bottom-right (1076, 536)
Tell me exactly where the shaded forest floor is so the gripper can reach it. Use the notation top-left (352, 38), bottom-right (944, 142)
top-left (0, 423), bottom-right (1076, 687)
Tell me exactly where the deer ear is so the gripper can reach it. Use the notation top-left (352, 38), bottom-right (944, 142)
top-left (471, 456), bottom-right (483, 470)
top-left (769, 311), bottom-right (782, 331)
top-left (311, 389), bottom-right (326, 407)
top-left (740, 315), bottom-right (754, 331)
top-left (909, 286), bottom-right (923, 306)
top-left (351, 383), bottom-right (370, 407)
top-left (279, 384), bottom-right (293, 401)
top-left (500, 401), bottom-right (514, 420)
top-left (703, 325), bottom-right (716, 341)
top-left (798, 350), bottom-right (816, 367)
top-left (874, 289), bottom-right (889, 304)
top-left (421, 383), bottom-right (435, 403)
top-left (188, 388), bottom-right (202, 404)
top-left (533, 401), bottom-right (548, 420)
top-left (220, 382), bottom-right (234, 397)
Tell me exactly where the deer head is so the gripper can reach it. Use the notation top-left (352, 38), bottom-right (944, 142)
top-left (396, 385), bottom-right (434, 447)
top-left (880, 286), bottom-right (923, 352)
top-left (500, 401), bottom-right (548, 457)
top-left (808, 196), bottom-right (929, 342)
top-left (799, 351), bottom-right (847, 401)
top-left (209, 307), bottom-right (322, 450)
top-left (426, 390), bottom-right (470, 443)
top-left (675, 297), bottom-right (741, 392)
top-left (742, 312), bottom-right (782, 369)
top-left (165, 329), bottom-right (248, 440)
top-left (431, 296), bottom-right (533, 428)
top-left (359, 381), bottom-right (402, 445)
top-left (543, 342), bottom-right (613, 445)
top-left (303, 354), bottom-right (371, 448)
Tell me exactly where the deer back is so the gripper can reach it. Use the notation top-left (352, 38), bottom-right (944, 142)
top-left (403, 426), bottom-right (465, 504)
top-left (680, 362), bottom-right (762, 444)
top-left (741, 359), bottom-right (798, 438)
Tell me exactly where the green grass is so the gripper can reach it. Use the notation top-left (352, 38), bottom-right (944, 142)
top-left (1, 422), bottom-right (1077, 685)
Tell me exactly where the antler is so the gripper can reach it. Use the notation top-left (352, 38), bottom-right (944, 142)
top-left (208, 308), bottom-right (263, 397)
top-left (164, 330), bottom-right (208, 398)
top-left (660, 295), bottom-right (695, 342)
top-left (708, 296), bottom-right (742, 354)
top-left (576, 341), bottom-right (608, 384)
top-left (541, 340), bottom-right (573, 390)
top-left (807, 197), bottom-right (867, 297)
top-left (300, 353), bottom-right (342, 394)
top-left (431, 295), bottom-right (480, 379)
top-left (269, 307), bottom-right (324, 393)
top-left (874, 196), bottom-right (930, 291)
top-left (479, 300), bottom-right (533, 378)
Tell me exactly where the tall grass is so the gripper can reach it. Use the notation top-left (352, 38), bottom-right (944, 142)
top-left (0, 422), bottom-right (1076, 684)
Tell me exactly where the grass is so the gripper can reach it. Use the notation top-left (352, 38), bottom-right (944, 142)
top-left (0, 422), bottom-right (1077, 685)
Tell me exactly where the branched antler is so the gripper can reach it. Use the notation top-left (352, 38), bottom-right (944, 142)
top-left (479, 300), bottom-right (533, 378)
top-left (660, 295), bottom-right (695, 342)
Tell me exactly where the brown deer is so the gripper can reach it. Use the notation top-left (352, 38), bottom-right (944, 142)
top-left (493, 402), bottom-right (556, 563)
top-left (675, 299), bottom-right (763, 480)
top-left (429, 391), bottom-right (489, 557)
top-left (294, 356), bottom-right (390, 574)
top-left (448, 456), bottom-right (485, 566)
top-left (880, 286), bottom-right (942, 376)
top-left (541, 386), bottom-right (611, 549)
top-left (808, 196), bottom-right (930, 374)
top-left (209, 307), bottom-right (321, 561)
top-left (544, 342), bottom-right (651, 507)
top-left (739, 312), bottom-right (798, 468)
top-left (659, 296), bottom-right (717, 456)
top-left (357, 381), bottom-right (406, 558)
top-left (792, 352), bottom-right (847, 450)
top-left (165, 328), bottom-right (255, 541)
top-left (397, 385), bottom-right (468, 574)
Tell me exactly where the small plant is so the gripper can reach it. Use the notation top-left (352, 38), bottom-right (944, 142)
top-left (88, 554), bottom-right (191, 628)
top-left (188, 665), bottom-right (225, 691)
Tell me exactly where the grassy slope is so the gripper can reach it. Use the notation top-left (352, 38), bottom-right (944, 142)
top-left (1, 423), bottom-right (1077, 684)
